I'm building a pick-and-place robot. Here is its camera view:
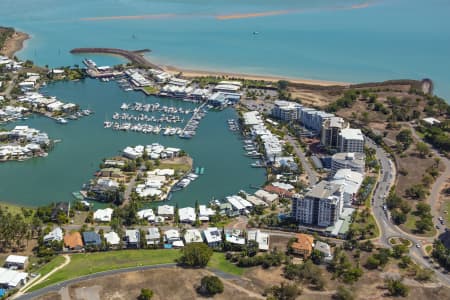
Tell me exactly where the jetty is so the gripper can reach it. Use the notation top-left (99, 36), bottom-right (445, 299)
top-left (70, 48), bottom-right (162, 70)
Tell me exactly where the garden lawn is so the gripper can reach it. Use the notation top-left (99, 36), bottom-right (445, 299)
top-left (32, 256), bottom-right (66, 277)
top-left (208, 252), bottom-right (244, 276)
top-left (28, 249), bottom-right (179, 292)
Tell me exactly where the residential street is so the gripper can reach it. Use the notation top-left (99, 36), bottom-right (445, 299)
top-left (285, 134), bottom-right (318, 186)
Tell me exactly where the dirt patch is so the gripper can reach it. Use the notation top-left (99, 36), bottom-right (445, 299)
top-left (161, 156), bottom-right (192, 167)
top-left (0, 30), bottom-right (29, 58)
top-left (40, 267), bottom-right (261, 300)
top-left (35, 292), bottom-right (62, 300)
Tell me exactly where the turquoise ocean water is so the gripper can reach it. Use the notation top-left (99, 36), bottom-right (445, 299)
top-left (0, 0), bottom-right (449, 207)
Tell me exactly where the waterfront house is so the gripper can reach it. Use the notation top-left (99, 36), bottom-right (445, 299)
top-left (145, 227), bottom-right (161, 246)
top-left (157, 205), bottom-right (174, 219)
top-left (198, 205), bottom-right (215, 222)
top-left (183, 229), bottom-right (203, 244)
top-left (82, 231), bottom-right (102, 248)
top-left (4, 255), bottom-right (28, 270)
top-left (219, 203), bottom-right (239, 217)
top-left (264, 185), bottom-right (294, 199)
top-left (254, 189), bottom-right (279, 205)
top-left (103, 231), bottom-right (120, 248)
top-left (247, 230), bottom-right (270, 251)
top-left (245, 195), bottom-right (268, 207)
top-left (291, 234), bottom-right (314, 258)
top-left (0, 268), bottom-right (28, 290)
top-left (137, 209), bottom-right (155, 222)
top-left (51, 202), bottom-right (69, 222)
top-left (179, 207), bottom-right (196, 223)
top-left (203, 227), bottom-right (222, 248)
top-left (125, 229), bottom-right (140, 248)
top-left (64, 232), bottom-right (83, 251)
top-left (226, 195), bottom-right (253, 215)
top-left (43, 227), bottom-right (63, 244)
top-left (93, 208), bottom-right (114, 222)
top-left (100, 167), bottom-right (123, 178)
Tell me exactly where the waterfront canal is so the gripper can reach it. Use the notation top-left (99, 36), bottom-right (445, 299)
top-left (0, 79), bottom-right (266, 207)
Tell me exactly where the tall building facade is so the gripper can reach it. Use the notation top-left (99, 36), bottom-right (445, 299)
top-left (292, 181), bottom-right (343, 227)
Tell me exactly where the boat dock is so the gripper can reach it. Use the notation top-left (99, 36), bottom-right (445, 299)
top-left (179, 102), bottom-right (207, 138)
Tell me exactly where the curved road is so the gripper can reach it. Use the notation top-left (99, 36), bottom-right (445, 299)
top-left (366, 138), bottom-right (450, 285)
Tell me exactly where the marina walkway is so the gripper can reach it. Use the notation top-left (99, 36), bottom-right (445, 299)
top-left (70, 48), bottom-right (161, 70)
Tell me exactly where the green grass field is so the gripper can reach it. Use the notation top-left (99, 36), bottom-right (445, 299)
top-left (208, 252), bottom-right (245, 276)
top-left (28, 250), bottom-right (246, 292)
top-left (0, 201), bottom-right (34, 215)
top-left (143, 86), bottom-right (159, 94)
top-left (32, 256), bottom-right (66, 277)
top-left (28, 250), bottom-right (180, 292)
top-left (402, 213), bottom-right (436, 237)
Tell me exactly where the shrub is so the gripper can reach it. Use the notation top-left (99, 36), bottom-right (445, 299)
top-left (177, 243), bottom-right (213, 267)
top-left (197, 276), bottom-right (224, 296)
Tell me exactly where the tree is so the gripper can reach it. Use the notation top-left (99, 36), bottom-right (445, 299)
top-left (268, 282), bottom-right (301, 300)
top-left (392, 244), bottom-right (408, 259)
top-left (415, 202), bottom-right (431, 216)
top-left (396, 129), bottom-right (413, 150)
top-left (333, 286), bottom-right (354, 300)
top-left (197, 276), bottom-right (224, 296)
top-left (178, 243), bottom-right (213, 267)
top-left (365, 255), bottom-right (381, 270)
top-left (385, 278), bottom-right (409, 297)
top-left (416, 142), bottom-right (430, 157)
top-left (415, 218), bottom-right (433, 233)
top-left (137, 288), bottom-right (154, 300)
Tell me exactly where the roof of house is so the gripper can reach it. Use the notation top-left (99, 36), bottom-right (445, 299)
top-left (104, 231), bottom-right (120, 245)
top-left (64, 232), bottom-right (83, 248)
top-left (164, 229), bottom-right (180, 240)
top-left (0, 267), bottom-right (28, 288)
top-left (43, 227), bottom-right (63, 242)
top-left (179, 207), bottom-right (196, 222)
top-left (291, 233), bottom-right (314, 253)
top-left (125, 229), bottom-right (140, 243)
top-left (254, 189), bottom-right (279, 203)
top-left (264, 185), bottom-right (294, 197)
top-left (146, 227), bottom-right (160, 240)
top-left (203, 227), bottom-right (222, 244)
top-left (82, 231), bottom-right (102, 246)
top-left (247, 230), bottom-right (270, 250)
top-left (314, 241), bottom-right (332, 257)
top-left (158, 205), bottom-right (174, 215)
top-left (184, 229), bottom-right (203, 244)
top-left (5, 255), bottom-right (28, 265)
top-left (93, 208), bottom-right (114, 222)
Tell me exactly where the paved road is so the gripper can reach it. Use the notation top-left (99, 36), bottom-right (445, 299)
top-left (0, 73), bottom-right (18, 100)
top-left (366, 138), bottom-right (450, 286)
top-left (285, 134), bottom-right (318, 186)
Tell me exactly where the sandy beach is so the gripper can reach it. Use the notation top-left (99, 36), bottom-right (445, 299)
top-left (163, 65), bottom-right (350, 87)
top-left (0, 31), bottom-right (29, 58)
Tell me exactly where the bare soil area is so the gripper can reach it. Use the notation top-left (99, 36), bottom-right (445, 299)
top-left (36, 267), bottom-right (262, 300)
